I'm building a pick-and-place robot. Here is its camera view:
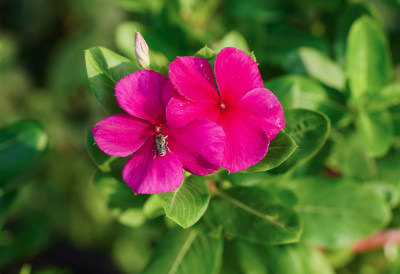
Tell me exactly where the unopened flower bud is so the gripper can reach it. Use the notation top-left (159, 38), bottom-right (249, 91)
top-left (135, 31), bottom-right (150, 69)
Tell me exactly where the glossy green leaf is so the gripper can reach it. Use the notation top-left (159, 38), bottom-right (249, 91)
top-left (266, 76), bottom-right (345, 123)
top-left (366, 81), bottom-right (400, 112)
top-left (211, 187), bottom-right (301, 244)
top-left (244, 130), bottom-right (297, 173)
top-left (194, 45), bottom-right (217, 60)
top-left (283, 47), bottom-right (345, 90)
top-left (221, 169), bottom-right (275, 187)
top-left (346, 16), bottom-right (391, 99)
top-left (93, 171), bottom-right (147, 228)
top-left (85, 46), bottom-right (140, 114)
top-left (357, 110), bottom-right (393, 157)
top-left (157, 175), bottom-right (210, 228)
top-left (235, 241), bottom-right (334, 274)
top-left (0, 121), bottom-right (48, 186)
top-left (289, 177), bottom-right (390, 248)
top-left (86, 129), bottom-right (126, 179)
top-left (144, 228), bottom-right (223, 274)
top-left (271, 109), bottom-right (330, 173)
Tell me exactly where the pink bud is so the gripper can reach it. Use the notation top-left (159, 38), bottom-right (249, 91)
top-left (135, 31), bottom-right (150, 69)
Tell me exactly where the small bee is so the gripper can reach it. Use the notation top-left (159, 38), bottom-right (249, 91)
top-left (155, 134), bottom-right (168, 157)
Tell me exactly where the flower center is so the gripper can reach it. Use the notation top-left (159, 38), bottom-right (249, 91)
top-left (155, 124), bottom-right (164, 134)
top-left (219, 101), bottom-right (227, 109)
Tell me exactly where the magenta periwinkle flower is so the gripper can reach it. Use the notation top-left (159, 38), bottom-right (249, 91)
top-left (167, 47), bottom-right (285, 172)
top-left (93, 70), bottom-right (225, 194)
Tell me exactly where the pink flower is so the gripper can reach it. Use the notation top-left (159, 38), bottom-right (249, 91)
top-left (167, 47), bottom-right (284, 172)
top-left (93, 70), bottom-right (225, 194)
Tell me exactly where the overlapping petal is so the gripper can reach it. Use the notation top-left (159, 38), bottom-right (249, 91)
top-left (93, 114), bottom-right (153, 157)
top-left (122, 139), bottom-right (184, 194)
top-left (115, 70), bottom-right (169, 124)
top-left (168, 120), bottom-right (225, 175)
top-left (214, 47), bottom-right (263, 104)
top-left (166, 97), bottom-right (220, 128)
top-left (169, 57), bottom-right (220, 103)
top-left (231, 88), bottom-right (284, 140)
top-left (217, 111), bottom-right (270, 172)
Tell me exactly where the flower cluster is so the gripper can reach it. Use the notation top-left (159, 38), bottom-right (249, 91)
top-left (93, 47), bottom-right (284, 194)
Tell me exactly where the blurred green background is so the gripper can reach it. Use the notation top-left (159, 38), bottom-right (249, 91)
top-left (1, 0), bottom-right (400, 273)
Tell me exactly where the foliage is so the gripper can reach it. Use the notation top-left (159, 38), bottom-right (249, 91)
top-left (1, 0), bottom-right (400, 273)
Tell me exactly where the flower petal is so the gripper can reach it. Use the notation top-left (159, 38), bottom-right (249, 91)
top-left (168, 57), bottom-right (220, 103)
top-left (218, 112), bottom-right (270, 173)
top-left (160, 79), bottom-right (180, 110)
top-left (166, 96), bottom-right (220, 128)
top-left (168, 120), bottom-right (225, 175)
top-left (232, 87), bottom-right (284, 140)
top-left (123, 139), bottom-right (184, 194)
top-left (93, 114), bottom-right (153, 157)
top-left (115, 70), bottom-right (169, 124)
top-left (214, 47), bottom-right (263, 104)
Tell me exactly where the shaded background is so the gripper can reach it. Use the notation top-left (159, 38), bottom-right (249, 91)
top-left (1, 0), bottom-right (400, 273)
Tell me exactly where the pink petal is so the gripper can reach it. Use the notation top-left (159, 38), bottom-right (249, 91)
top-left (93, 114), bottom-right (153, 157)
top-left (166, 96), bottom-right (220, 128)
top-left (214, 47), bottom-right (263, 104)
top-left (217, 116), bottom-right (270, 173)
top-left (160, 79), bottom-right (180, 110)
top-left (168, 57), bottom-right (220, 103)
top-left (168, 120), bottom-right (225, 175)
top-left (115, 70), bottom-right (169, 125)
top-left (217, 88), bottom-right (284, 172)
top-left (123, 139), bottom-right (184, 194)
top-left (232, 87), bottom-right (284, 140)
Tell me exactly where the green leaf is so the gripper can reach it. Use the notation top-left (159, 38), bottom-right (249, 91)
top-left (86, 129), bottom-right (126, 179)
top-left (0, 121), bottom-right (48, 187)
top-left (366, 181), bottom-right (399, 208)
top-left (244, 130), bottom-right (297, 173)
top-left (271, 109), bottom-right (330, 174)
top-left (85, 46), bottom-right (140, 114)
top-left (93, 171), bottom-right (147, 228)
top-left (211, 187), bottom-right (302, 244)
top-left (357, 110), bottom-right (393, 157)
top-left (194, 46), bottom-right (217, 60)
top-left (334, 3), bottom-right (380, 66)
top-left (143, 194), bottom-right (164, 218)
top-left (235, 241), bottom-right (334, 274)
top-left (157, 175), bottom-right (210, 228)
top-left (346, 16), bottom-right (391, 99)
top-left (221, 169), bottom-right (275, 187)
top-left (283, 47), bottom-right (345, 90)
top-left (266, 76), bottom-right (345, 123)
top-left (366, 81), bottom-right (400, 112)
top-left (213, 30), bottom-right (250, 53)
top-left (289, 177), bottom-right (390, 248)
top-left (144, 228), bottom-right (223, 274)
